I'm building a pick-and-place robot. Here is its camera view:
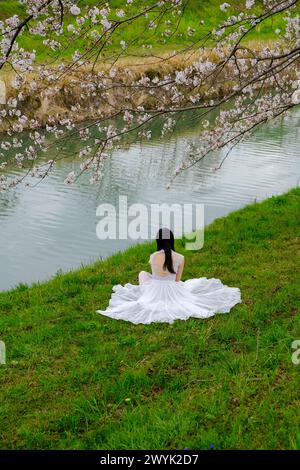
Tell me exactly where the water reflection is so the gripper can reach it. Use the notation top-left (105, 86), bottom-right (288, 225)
top-left (0, 109), bottom-right (299, 291)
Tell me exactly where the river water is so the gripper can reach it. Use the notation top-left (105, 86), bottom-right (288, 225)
top-left (0, 110), bottom-right (299, 291)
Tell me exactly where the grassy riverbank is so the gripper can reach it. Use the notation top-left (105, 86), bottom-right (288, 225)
top-left (0, 0), bottom-right (296, 62)
top-left (0, 188), bottom-right (300, 449)
top-left (1, 1), bottom-right (299, 131)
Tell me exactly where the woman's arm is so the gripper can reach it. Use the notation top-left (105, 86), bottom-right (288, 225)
top-left (176, 257), bottom-right (185, 282)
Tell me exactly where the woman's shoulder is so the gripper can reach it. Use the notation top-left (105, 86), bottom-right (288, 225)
top-left (172, 250), bottom-right (184, 260)
top-left (150, 249), bottom-right (163, 257)
top-left (149, 250), bottom-right (163, 262)
top-left (172, 251), bottom-right (184, 269)
top-left (149, 250), bottom-right (184, 263)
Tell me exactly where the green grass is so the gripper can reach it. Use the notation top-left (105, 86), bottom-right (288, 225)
top-left (0, 0), bottom-right (298, 62)
top-left (0, 188), bottom-right (300, 449)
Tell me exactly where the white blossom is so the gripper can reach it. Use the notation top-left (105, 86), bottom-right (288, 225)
top-left (64, 171), bottom-right (76, 185)
top-left (220, 3), bottom-right (230, 12)
top-left (116, 9), bottom-right (125, 18)
top-left (101, 18), bottom-right (112, 31)
top-left (246, 0), bottom-right (255, 9)
top-left (291, 89), bottom-right (300, 105)
top-left (70, 5), bottom-right (81, 16)
top-left (0, 79), bottom-right (6, 104)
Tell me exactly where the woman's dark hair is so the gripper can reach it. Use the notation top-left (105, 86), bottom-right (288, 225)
top-left (156, 228), bottom-right (176, 274)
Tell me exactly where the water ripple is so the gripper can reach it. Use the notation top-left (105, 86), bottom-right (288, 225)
top-left (0, 111), bottom-right (299, 290)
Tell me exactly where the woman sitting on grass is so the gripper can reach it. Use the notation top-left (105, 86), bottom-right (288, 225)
top-left (97, 228), bottom-right (241, 324)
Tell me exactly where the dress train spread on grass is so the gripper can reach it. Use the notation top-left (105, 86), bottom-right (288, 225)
top-left (96, 250), bottom-right (241, 324)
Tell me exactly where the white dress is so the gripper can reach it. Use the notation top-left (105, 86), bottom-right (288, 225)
top-left (96, 250), bottom-right (242, 324)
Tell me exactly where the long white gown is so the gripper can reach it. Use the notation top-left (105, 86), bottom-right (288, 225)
top-left (96, 250), bottom-right (242, 324)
